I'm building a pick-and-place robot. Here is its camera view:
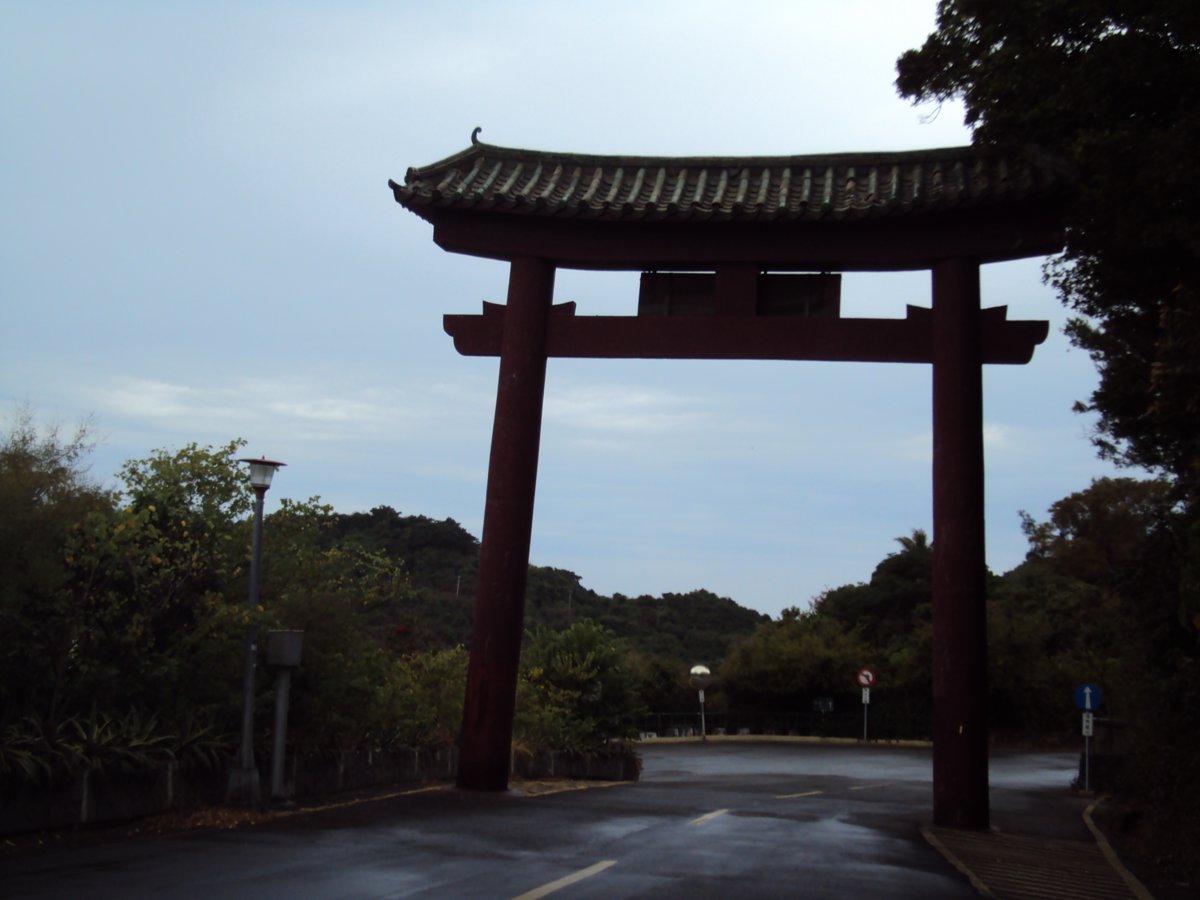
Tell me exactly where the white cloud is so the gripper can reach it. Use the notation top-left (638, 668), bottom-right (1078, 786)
top-left (87, 371), bottom-right (494, 447)
top-left (546, 382), bottom-right (709, 438)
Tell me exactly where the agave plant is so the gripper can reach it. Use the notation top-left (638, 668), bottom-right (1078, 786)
top-left (115, 709), bottom-right (175, 769)
top-left (65, 709), bottom-right (173, 776)
top-left (18, 715), bottom-right (85, 780)
top-left (169, 711), bottom-right (232, 772)
top-left (0, 720), bottom-right (52, 784)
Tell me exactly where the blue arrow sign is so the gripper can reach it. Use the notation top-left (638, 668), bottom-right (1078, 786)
top-left (1074, 682), bottom-right (1103, 711)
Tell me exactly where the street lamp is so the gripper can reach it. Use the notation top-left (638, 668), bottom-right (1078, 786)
top-left (690, 664), bottom-right (712, 741)
top-left (226, 455), bottom-right (285, 805)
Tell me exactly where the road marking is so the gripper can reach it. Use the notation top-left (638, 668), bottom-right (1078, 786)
top-left (511, 860), bottom-right (617, 899)
top-left (848, 782), bottom-right (890, 791)
top-left (688, 808), bottom-right (729, 826)
top-left (263, 784), bottom-right (446, 819)
top-left (775, 790), bottom-right (824, 799)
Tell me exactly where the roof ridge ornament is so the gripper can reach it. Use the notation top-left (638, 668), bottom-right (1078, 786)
top-left (471, 126), bottom-right (483, 146)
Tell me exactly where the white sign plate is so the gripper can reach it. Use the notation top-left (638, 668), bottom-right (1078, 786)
top-left (1082, 712), bottom-right (1094, 737)
top-left (862, 687), bottom-right (871, 705)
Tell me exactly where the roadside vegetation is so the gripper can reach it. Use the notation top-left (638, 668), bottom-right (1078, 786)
top-left (895, 0), bottom-right (1200, 884)
top-left (0, 415), bottom-right (760, 789)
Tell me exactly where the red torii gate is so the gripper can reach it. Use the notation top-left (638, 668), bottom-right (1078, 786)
top-left (390, 133), bottom-right (1066, 830)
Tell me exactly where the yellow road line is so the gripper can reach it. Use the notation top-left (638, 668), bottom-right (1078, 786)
top-left (511, 860), bottom-right (617, 899)
top-left (775, 790), bottom-right (824, 799)
top-left (290, 784), bottom-right (445, 815)
top-left (225, 784), bottom-right (447, 825)
top-left (688, 808), bottom-right (729, 826)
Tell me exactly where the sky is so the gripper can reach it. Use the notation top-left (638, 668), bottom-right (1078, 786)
top-left (1, 1), bottom-right (1128, 619)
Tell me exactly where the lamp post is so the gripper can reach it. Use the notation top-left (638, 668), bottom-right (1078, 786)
top-left (226, 455), bottom-right (285, 805)
top-left (690, 665), bottom-right (712, 741)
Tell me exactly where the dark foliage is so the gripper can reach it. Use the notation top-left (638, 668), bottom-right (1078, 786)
top-left (898, 8), bottom-right (1200, 882)
top-left (328, 505), bottom-right (768, 675)
top-left (897, 0), bottom-right (1200, 500)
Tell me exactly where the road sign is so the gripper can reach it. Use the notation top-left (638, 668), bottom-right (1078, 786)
top-left (856, 668), bottom-right (876, 687)
top-left (1082, 712), bottom-right (1094, 737)
top-left (1074, 682), bottom-right (1103, 711)
top-left (861, 687), bottom-right (871, 705)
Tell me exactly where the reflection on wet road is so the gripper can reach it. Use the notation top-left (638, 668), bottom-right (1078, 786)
top-left (2, 741), bottom-right (1088, 898)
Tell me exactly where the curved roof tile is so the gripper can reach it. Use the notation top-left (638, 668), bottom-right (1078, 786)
top-left (391, 138), bottom-right (1068, 226)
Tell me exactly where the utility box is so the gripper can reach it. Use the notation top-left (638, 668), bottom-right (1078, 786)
top-left (267, 630), bottom-right (304, 668)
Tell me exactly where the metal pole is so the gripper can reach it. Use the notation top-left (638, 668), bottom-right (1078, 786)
top-left (228, 486), bottom-right (265, 804)
top-left (699, 689), bottom-right (707, 740)
top-left (1084, 733), bottom-right (1090, 792)
top-left (863, 701), bottom-right (869, 742)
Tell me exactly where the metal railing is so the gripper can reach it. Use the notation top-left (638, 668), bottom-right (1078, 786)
top-left (639, 694), bottom-right (932, 742)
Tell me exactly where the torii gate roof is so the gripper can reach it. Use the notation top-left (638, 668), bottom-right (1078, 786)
top-left (390, 134), bottom-right (1068, 271)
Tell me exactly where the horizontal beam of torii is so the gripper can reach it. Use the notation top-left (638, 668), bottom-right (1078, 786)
top-left (445, 301), bottom-right (1048, 364)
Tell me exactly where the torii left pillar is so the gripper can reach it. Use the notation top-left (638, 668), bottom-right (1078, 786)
top-left (457, 257), bottom-right (555, 790)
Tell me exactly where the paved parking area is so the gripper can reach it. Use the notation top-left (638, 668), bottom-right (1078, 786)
top-left (1, 741), bottom-right (1119, 898)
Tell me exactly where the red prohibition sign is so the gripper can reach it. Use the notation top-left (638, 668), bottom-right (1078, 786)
top-left (856, 668), bottom-right (876, 687)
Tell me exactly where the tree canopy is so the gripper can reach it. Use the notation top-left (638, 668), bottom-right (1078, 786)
top-left (897, 0), bottom-right (1200, 501)
top-left (900, 13), bottom-right (1200, 872)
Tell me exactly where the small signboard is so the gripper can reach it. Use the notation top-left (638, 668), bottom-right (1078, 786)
top-left (1082, 712), bottom-right (1095, 737)
top-left (861, 687), bottom-right (871, 705)
top-left (856, 668), bottom-right (877, 688)
top-left (1074, 682), bottom-right (1103, 711)
top-left (637, 272), bottom-right (841, 318)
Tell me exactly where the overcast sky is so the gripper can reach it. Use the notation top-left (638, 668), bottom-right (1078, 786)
top-left (2, 1), bottom-right (1127, 618)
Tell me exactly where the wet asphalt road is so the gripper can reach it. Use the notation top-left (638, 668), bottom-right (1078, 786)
top-left (2, 741), bottom-right (1087, 899)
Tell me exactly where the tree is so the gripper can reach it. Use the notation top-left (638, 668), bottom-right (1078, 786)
top-left (720, 611), bottom-right (870, 712)
top-left (897, 1), bottom-right (1200, 501)
top-left (812, 529), bottom-right (932, 654)
top-left (626, 651), bottom-right (696, 714)
top-left (0, 409), bottom-right (112, 720)
top-left (1005, 476), bottom-right (1199, 883)
top-left (373, 647), bottom-right (468, 749)
top-left (261, 497), bottom-right (420, 750)
top-left (1014, 478), bottom-right (1184, 684)
top-left (515, 620), bottom-right (644, 751)
top-left (55, 440), bottom-right (256, 720)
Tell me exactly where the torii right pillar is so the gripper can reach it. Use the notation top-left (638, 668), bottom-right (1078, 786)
top-left (931, 257), bottom-right (989, 830)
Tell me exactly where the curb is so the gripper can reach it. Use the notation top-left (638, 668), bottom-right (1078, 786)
top-left (922, 798), bottom-right (1155, 899)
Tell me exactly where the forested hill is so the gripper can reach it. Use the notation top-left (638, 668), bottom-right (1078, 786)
top-left (329, 506), bottom-right (768, 665)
